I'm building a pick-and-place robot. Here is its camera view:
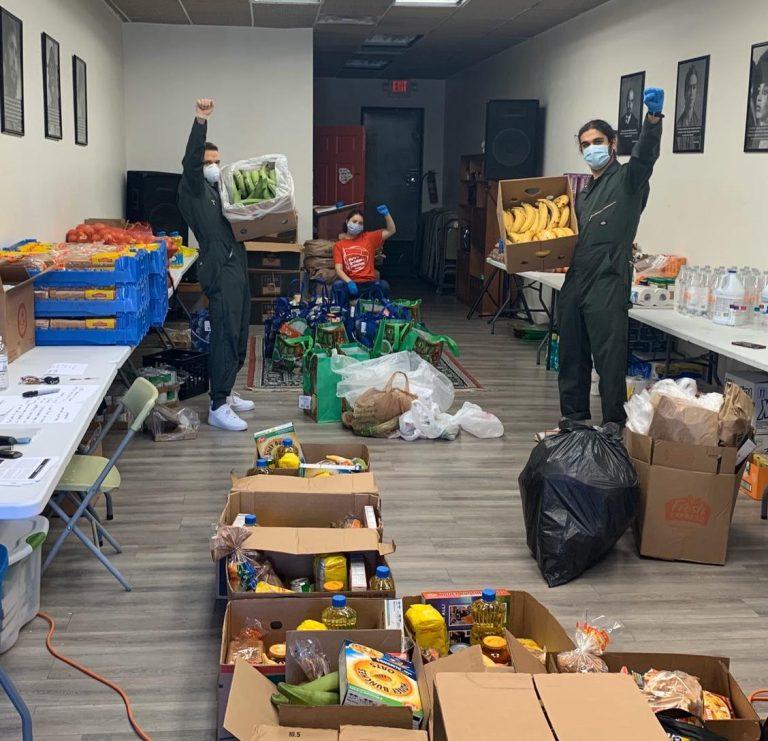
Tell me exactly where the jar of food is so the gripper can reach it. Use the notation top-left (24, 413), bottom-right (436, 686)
top-left (268, 643), bottom-right (287, 662)
top-left (481, 635), bottom-right (510, 666)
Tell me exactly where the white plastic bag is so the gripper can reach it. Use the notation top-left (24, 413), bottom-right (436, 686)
top-left (451, 402), bottom-right (504, 438)
top-left (398, 400), bottom-right (459, 441)
top-left (333, 351), bottom-right (454, 412)
top-left (624, 389), bottom-right (654, 435)
top-left (219, 154), bottom-right (295, 222)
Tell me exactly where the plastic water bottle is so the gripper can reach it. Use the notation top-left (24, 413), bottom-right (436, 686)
top-left (470, 589), bottom-right (506, 645)
top-left (742, 269), bottom-right (759, 325)
top-left (758, 273), bottom-right (768, 328)
top-left (321, 594), bottom-right (357, 630)
top-left (368, 565), bottom-right (394, 591)
top-left (713, 269), bottom-right (746, 326)
top-left (0, 336), bottom-right (8, 391)
top-left (673, 266), bottom-right (688, 314)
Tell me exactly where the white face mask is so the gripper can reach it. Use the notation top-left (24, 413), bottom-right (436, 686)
top-left (347, 221), bottom-right (364, 236)
top-left (203, 163), bottom-right (220, 185)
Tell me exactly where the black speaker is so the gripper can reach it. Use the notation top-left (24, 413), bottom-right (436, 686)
top-left (484, 100), bottom-right (541, 181)
top-left (125, 171), bottom-right (188, 244)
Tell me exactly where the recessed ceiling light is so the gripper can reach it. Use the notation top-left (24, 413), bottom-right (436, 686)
top-left (316, 15), bottom-right (377, 25)
top-left (394, 0), bottom-right (465, 6)
top-left (344, 57), bottom-right (391, 70)
top-left (250, 0), bottom-right (319, 4)
top-left (362, 33), bottom-right (421, 49)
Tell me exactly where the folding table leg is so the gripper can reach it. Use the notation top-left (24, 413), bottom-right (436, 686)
top-left (0, 666), bottom-right (33, 741)
top-left (44, 498), bottom-right (131, 591)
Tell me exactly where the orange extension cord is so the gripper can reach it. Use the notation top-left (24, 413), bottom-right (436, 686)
top-left (36, 612), bottom-right (151, 740)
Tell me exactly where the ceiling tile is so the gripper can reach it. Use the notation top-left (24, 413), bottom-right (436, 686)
top-left (381, 5), bottom-right (457, 24)
top-left (321, 0), bottom-right (393, 16)
top-left (110, 0), bottom-right (190, 23)
top-left (538, 0), bottom-right (608, 12)
top-left (250, 4), bottom-right (319, 27)
top-left (182, 0), bottom-right (251, 26)
top-left (499, 7), bottom-right (571, 36)
top-left (457, 0), bottom-right (536, 22)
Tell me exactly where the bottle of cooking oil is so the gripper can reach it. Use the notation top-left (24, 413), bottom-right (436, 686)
top-left (254, 458), bottom-right (270, 475)
top-left (274, 438), bottom-right (300, 469)
top-left (470, 589), bottom-right (505, 645)
top-left (368, 565), bottom-right (394, 591)
top-left (321, 594), bottom-right (357, 630)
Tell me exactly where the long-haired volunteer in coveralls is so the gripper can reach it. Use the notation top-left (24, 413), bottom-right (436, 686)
top-left (333, 206), bottom-right (397, 302)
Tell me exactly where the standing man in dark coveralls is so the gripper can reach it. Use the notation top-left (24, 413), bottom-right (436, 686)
top-left (178, 98), bottom-right (254, 431)
top-left (554, 87), bottom-right (664, 432)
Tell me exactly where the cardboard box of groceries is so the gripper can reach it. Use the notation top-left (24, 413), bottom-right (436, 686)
top-left (624, 429), bottom-right (745, 565)
top-left (432, 673), bottom-right (667, 741)
top-left (496, 176), bottom-right (578, 274)
top-left (0, 266), bottom-right (43, 361)
top-left (232, 211), bottom-right (298, 242)
top-left (601, 653), bottom-right (762, 741)
top-left (251, 728), bottom-right (426, 741)
top-left (739, 454), bottom-right (768, 501)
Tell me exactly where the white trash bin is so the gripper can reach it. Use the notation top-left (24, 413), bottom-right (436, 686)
top-left (0, 516), bottom-right (49, 654)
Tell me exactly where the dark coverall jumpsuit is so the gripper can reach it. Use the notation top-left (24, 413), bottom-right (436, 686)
top-left (558, 116), bottom-right (662, 425)
top-left (177, 119), bottom-right (250, 410)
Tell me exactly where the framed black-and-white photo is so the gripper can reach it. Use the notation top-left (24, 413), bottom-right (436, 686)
top-left (744, 41), bottom-right (768, 152)
top-left (673, 55), bottom-right (710, 153)
top-left (42, 32), bottom-right (61, 140)
top-left (617, 71), bottom-right (645, 156)
top-left (0, 6), bottom-right (24, 136)
top-left (73, 54), bottom-right (87, 146)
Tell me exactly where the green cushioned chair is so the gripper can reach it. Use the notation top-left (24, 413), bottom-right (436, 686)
top-left (43, 377), bottom-right (158, 591)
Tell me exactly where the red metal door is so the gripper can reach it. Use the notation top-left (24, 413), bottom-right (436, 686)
top-left (313, 125), bottom-right (365, 206)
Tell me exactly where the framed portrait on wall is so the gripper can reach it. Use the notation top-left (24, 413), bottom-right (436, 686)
top-left (617, 71), bottom-right (645, 156)
top-left (744, 41), bottom-right (768, 152)
top-left (73, 54), bottom-right (87, 146)
top-left (0, 6), bottom-right (24, 136)
top-left (42, 32), bottom-right (62, 140)
top-left (673, 55), bottom-right (710, 153)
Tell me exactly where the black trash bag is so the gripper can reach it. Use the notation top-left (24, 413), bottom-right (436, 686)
top-left (519, 423), bottom-right (640, 587)
top-left (656, 710), bottom-right (727, 741)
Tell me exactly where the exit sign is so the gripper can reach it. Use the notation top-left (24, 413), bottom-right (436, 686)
top-left (391, 79), bottom-right (410, 94)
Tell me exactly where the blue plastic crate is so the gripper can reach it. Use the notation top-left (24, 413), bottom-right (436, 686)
top-left (150, 297), bottom-right (169, 327)
top-left (139, 241), bottom-right (167, 276)
top-left (32, 249), bottom-right (150, 289)
top-left (36, 310), bottom-right (149, 346)
top-left (35, 280), bottom-right (150, 318)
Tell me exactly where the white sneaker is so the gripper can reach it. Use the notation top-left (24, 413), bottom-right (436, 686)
top-left (226, 392), bottom-right (255, 413)
top-left (208, 403), bottom-right (248, 431)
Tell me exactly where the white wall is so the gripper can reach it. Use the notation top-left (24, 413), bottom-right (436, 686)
top-left (444, 0), bottom-right (768, 267)
top-left (314, 77), bottom-right (446, 209)
top-left (0, 0), bottom-right (124, 245)
top-left (123, 24), bottom-right (314, 242)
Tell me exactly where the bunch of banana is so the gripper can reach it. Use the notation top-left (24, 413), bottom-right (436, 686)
top-left (231, 163), bottom-right (278, 205)
top-left (503, 194), bottom-right (574, 244)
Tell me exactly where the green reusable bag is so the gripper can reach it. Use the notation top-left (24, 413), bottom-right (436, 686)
top-left (273, 333), bottom-right (313, 370)
top-left (392, 298), bottom-right (422, 324)
top-left (401, 326), bottom-right (459, 365)
top-left (302, 347), bottom-right (342, 423)
top-left (338, 342), bottom-right (371, 362)
top-left (372, 319), bottom-right (413, 358)
top-left (315, 321), bottom-right (349, 351)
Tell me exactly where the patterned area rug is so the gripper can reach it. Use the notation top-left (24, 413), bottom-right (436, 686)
top-left (246, 336), bottom-right (482, 391)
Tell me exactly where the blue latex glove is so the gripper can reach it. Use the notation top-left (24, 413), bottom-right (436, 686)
top-left (347, 281), bottom-right (359, 298)
top-left (643, 87), bottom-right (664, 115)
top-left (376, 204), bottom-right (390, 217)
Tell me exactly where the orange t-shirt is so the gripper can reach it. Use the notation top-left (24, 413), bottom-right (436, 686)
top-left (333, 230), bottom-right (384, 282)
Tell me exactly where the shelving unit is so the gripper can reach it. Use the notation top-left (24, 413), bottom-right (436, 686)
top-left (455, 154), bottom-right (502, 315)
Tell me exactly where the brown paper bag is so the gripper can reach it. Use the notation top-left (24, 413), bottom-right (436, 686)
top-left (648, 394), bottom-right (720, 446)
top-left (719, 381), bottom-right (754, 447)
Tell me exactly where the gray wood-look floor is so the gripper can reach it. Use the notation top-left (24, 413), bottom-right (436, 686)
top-left (1, 283), bottom-right (767, 739)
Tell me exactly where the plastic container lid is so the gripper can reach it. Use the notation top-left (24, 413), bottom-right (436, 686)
top-left (331, 594), bottom-right (346, 608)
top-left (0, 516), bottom-right (49, 566)
top-left (481, 589), bottom-right (496, 602)
top-left (256, 458), bottom-right (268, 467)
top-left (244, 514), bottom-right (257, 526)
top-left (375, 566), bottom-right (390, 579)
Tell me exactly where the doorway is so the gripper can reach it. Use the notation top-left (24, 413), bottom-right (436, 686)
top-left (361, 107), bottom-right (424, 279)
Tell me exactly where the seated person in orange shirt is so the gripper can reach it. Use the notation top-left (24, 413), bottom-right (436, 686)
top-left (333, 205), bottom-right (396, 302)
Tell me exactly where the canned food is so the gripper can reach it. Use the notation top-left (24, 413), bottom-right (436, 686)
top-left (290, 578), bottom-right (312, 593)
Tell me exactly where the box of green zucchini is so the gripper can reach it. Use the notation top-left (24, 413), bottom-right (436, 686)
top-left (220, 155), bottom-right (297, 242)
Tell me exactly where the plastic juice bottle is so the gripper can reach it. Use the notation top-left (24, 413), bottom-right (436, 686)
top-left (469, 589), bottom-right (505, 645)
top-left (368, 565), bottom-right (395, 591)
top-left (254, 458), bottom-right (270, 475)
top-left (321, 595), bottom-right (357, 630)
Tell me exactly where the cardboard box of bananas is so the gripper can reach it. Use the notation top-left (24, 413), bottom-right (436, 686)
top-left (496, 176), bottom-right (579, 273)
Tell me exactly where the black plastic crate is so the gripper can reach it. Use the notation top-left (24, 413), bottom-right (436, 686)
top-left (143, 348), bottom-right (209, 400)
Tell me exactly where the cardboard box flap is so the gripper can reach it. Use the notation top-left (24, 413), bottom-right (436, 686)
top-left (434, 673), bottom-right (553, 740)
top-left (232, 473), bottom-right (378, 496)
top-left (623, 429), bottom-right (654, 464)
top-left (279, 706), bottom-right (411, 731)
top-left (339, 726), bottom-right (428, 740)
top-left (253, 727), bottom-right (337, 741)
top-left (652, 439), bottom-right (725, 473)
top-left (224, 659), bottom-right (279, 740)
top-left (0, 265), bottom-right (51, 290)
top-left (245, 241), bottom-right (303, 254)
top-left (240, 527), bottom-right (392, 556)
top-left (534, 673), bottom-right (667, 740)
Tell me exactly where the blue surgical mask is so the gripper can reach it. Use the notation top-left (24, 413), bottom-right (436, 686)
top-left (582, 144), bottom-right (612, 171)
top-left (203, 163), bottom-right (220, 185)
top-left (347, 221), bottom-right (364, 236)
